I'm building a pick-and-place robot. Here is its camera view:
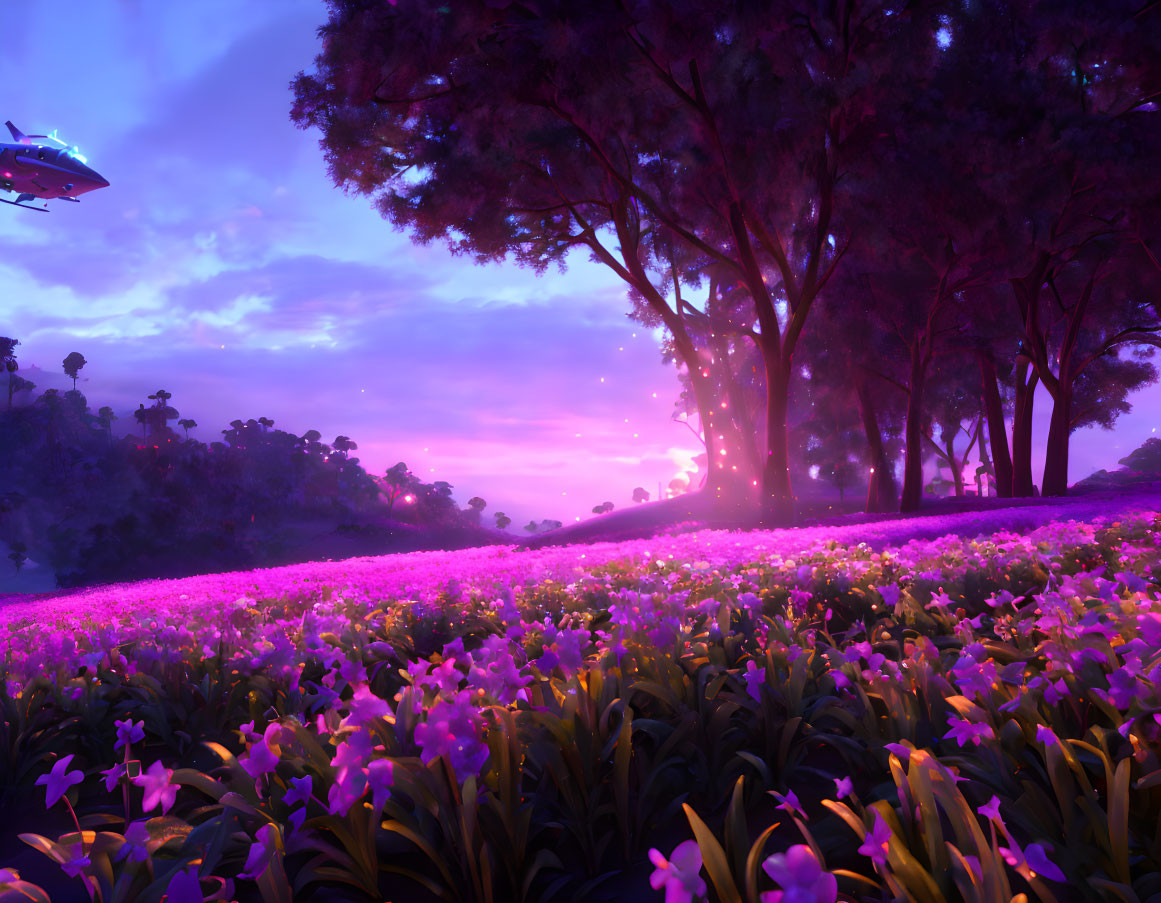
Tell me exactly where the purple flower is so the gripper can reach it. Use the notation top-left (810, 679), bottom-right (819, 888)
top-left (421, 658), bottom-right (463, 695)
top-left (114, 717), bottom-right (145, 751)
top-left (1023, 842), bottom-right (1066, 882)
top-left (943, 716), bottom-right (994, 748)
top-left (133, 760), bottom-right (177, 814)
top-left (857, 811), bottom-right (892, 867)
top-left (1106, 669), bottom-right (1143, 710)
top-left (1137, 612), bottom-right (1161, 646)
top-left (165, 865), bottom-right (204, 903)
top-left (533, 647), bottom-right (560, 674)
top-left (884, 743), bottom-right (911, 764)
top-left (833, 776), bottom-right (853, 800)
top-left (101, 762), bottom-right (126, 792)
top-left (35, 754), bottom-right (84, 808)
top-left (744, 661), bottom-right (766, 703)
top-left (788, 588), bottom-right (813, 616)
top-left (59, 841), bottom-right (91, 879)
top-left (1035, 724), bottom-right (1059, 746)
top-left (339, 657), bottom-right (368, 685)
top-left (999, 837), bottom-right (1066, 882)
top-left (648, 840), bottom-right (706, 903)
top-left (977, 795), bottom-right (1003, 822)
top-left (761, 845), bottom-right (837, 903)
top-left (367, 758), bottom-right (394, 811)
top-left (241, 723), bottom-right (283, 780)
top-left (282, 775), bottom-right (313, 809)
top-left (332, 729), bottom-right (374, 772)
top-left (343, 683), bottom-right (392, 727)
top-left (770, 789), bottom-right (808, 821)
top-left (413, 689), bottom-right (489, 777)
top-left (828, 668), bottom-right (851, 690)
top-left (117, 820), bottom-right (151, 863)
top-left (239, 823), bottom-right (278, 880)
top-left (926, 591), bottom-right (955, 613)
top-left (327, 763), bottom-right (368, 817)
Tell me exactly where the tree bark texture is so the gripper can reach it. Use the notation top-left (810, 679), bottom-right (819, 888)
top-left (976, 353), bottom-right (1013, 497)
top-left (1041, 387), bottom-right (1072, 496)
top-left (854, 372), bottom-right (897, 513)
top-left (759, 352), bottom-right (795, 526)
top-left (1011, 358), bottom-right (1039, 496)
top-left (900, 346), bottom-right (927, 513)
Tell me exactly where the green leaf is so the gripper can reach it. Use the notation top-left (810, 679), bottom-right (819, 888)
top-left (744, 823), bottom-right (779, 903)
top-left (1108, 756), bottom-right (1132, 885)
top-left (682, 803), bottom-right (742, 903)
top-left (723, 776), bottom-right (748, 881)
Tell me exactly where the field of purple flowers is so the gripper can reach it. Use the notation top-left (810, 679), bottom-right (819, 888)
top-left (2, 494), bottom-right (1161, 903)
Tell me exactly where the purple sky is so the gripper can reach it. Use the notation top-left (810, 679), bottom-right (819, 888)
top-left (1, 1), bottom-right (1157, 529)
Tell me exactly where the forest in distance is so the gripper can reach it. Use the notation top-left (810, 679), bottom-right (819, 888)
top-left (2, 335), bottom-right (1160, 593)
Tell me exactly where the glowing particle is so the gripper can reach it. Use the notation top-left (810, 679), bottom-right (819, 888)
top-left (652, 393), bottom-right (657, 398)
top-left (600, 377), bottom-right (605, 383)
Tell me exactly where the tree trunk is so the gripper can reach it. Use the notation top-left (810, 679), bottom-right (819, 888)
top-left (688, 365), bottom-right (719, 486)
top-left (1011, 359), bottom-right (1038, 496)
top-left (854, 372), bottom-right (897, 513)
top-left (976, 353), bottom-right (1013, 497)
top-left (688, 365), bottom-right (757, 516)
top-left (946, 434), bottom-right (965, 497)
top-left (977, 414), bottom-right (993, 497)
top-left (900, 346), bottom-right (927, 513)
top-left (710, 332), bottom-right (764, 485)
top-left (1041, 386), bottom-right (1072, 497)
top-left (759, 351), bottom-right (795, 526)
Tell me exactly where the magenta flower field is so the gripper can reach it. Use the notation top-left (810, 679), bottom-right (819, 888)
top-left (3, 495), bottom-right (1161, 902)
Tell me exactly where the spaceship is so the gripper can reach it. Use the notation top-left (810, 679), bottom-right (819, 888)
top-left (0, 121), bottom-right (109, 212)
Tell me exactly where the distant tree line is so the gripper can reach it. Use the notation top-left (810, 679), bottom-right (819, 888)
top-left (293, 0), bottom-right (1161, 525)
top-left (0, 341), bottom-right (512, 587)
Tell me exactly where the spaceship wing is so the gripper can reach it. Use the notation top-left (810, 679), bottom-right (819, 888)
top-left (0, 197), bottom-right (47, 212)
top-left (5, 122), bottom-right (30, 144)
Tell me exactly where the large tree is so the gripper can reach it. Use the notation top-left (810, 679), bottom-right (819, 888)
top-left (62, 352), bottom-right (87, 391)
top-left (928, 1), bottom-right (1161, 496)
top-left (291, 0), bottom-right (926, 525)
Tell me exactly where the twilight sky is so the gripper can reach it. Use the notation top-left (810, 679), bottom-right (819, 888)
top-left (1, 0), bottom-right (1157, 529)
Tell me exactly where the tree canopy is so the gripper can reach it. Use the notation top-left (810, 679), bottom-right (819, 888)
top-left (293, 0), bottom-right (1161, 521)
